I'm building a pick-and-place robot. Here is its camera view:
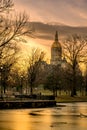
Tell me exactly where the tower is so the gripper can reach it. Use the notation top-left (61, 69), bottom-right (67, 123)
top-left (50, 31), bottom-right (62, 65)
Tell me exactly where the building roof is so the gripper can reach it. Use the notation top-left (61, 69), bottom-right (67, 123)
top-left (51, 31), bottom-right (61, 48)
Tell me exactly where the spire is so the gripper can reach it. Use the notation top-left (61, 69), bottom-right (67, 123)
top-left (55, 31), bottom-right (58, 42)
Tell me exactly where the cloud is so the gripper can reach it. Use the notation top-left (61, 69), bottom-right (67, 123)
top-left (14, 0), bottom-right (87, 26)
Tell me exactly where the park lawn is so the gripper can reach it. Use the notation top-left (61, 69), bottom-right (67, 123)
top-left (55, 96), bottom-right (87, 103)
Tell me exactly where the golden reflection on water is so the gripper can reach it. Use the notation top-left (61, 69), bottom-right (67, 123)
top-left (12, 111), bottom-right (30, 130)
top-left (6, 109), bottom-right (52, 130)
top-left (1, 104), bottom-right (87, 130)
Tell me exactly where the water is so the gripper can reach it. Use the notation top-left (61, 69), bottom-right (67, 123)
top-left (0, 102), bottom-right (87, 130)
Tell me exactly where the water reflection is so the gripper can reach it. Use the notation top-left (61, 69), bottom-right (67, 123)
top-left (0, 103), bottom-right (87, 130)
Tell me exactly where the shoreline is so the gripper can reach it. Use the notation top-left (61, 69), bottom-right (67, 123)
top-left (0, 100), bottom-right (56, 109)
top-left (56, 96), bottom-right (87, 103)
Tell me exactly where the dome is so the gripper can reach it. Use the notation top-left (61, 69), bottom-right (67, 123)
top-left (52, 41), bottom-right (61, 48)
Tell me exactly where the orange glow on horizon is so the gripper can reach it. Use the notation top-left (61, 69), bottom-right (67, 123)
top-left (20, 37), bottom-right (52, 60)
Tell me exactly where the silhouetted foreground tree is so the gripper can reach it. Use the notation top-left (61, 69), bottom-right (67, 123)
top-left (63, 35), bottom-right (87, 96)
top-left (0, 0), bottom-right (32, 95)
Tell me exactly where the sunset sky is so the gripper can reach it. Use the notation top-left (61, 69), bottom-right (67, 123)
top-left (14, 0), bottom-right (87, 26)
top-left (14, 0), bottom-right (87, 59)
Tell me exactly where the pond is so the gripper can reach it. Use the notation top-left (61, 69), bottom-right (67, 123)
top-left (0, 102), bottom-right (87, 130)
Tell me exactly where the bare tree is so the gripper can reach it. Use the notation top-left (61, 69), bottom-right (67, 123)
top-left (27, 48), bottom-right (45, 95)
top-left (83, 64), bottom-right (87, 96)
top-left (0, 13), bottom-right (32, 57)
top-left (0, 0), bottom-right (13, 12)
top-left (63, 34), bottom-right (87, 96)
top-left (0, 0), bottom-right (32, 59)
top-left (0, 0), bottom-right (33, 97)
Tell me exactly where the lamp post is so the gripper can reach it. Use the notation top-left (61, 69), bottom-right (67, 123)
top-left (0, 66), bottom-right (3, 98)
top-left (20, 75), bottom-right (23, 95)
top-left (85, 64), bottom-right (87, 96)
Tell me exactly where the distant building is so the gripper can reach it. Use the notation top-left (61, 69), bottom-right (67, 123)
top-left (50, 31), bottom-right (82, 79)
top-left (40, 31), bottom-right (81, 73)
top-left (50, 31), bottom-right (68, 69)
top-left (38, 31), bottom-right (82, 91)
top-left (50, 31), bottom-right (62, 65)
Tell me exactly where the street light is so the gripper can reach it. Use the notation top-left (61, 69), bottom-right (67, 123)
top-left (20, 75), bottom-right (23, 95)
top-left (0, 66), bottom-right (3, 98)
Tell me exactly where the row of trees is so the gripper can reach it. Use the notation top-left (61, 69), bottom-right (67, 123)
top-left (1, 45), bottom-right (87, 98)
top-left (1, 43), bottom-right (87, 98)
top-left (1, 0), bottom-right (87, 98)
top-left (1, 34), bottom-right (87, 97)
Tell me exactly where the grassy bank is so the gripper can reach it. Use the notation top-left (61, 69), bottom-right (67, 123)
top-left (55, 96), bottom-right (87, 103)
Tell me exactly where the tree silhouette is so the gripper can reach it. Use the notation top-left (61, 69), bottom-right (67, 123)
top-left (63, 34), bottom-right (87, 96)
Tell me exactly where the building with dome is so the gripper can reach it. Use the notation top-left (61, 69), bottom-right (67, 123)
top-left (50, 31), bottom-right (67, 68)
top-left (50, 31), bottom-right (62, 65)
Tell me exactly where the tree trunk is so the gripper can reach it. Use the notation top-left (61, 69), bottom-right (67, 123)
top-left (30, 85), bottom-right (33, 95)
top-left (85, 85), bottom-right (87, 96)
top-left (71, 86), bottom-right (76, 97)
top-left (71, 67), bottom-right (77, 97)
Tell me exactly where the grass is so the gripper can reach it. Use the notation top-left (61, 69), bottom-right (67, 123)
top-left (55, 96), bottom-right (87, 103)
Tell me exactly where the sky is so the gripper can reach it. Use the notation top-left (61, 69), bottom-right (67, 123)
top-left (14, 0), bottom-right (87, 26)
top-left (14, 0), bottom-right (87, 59)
